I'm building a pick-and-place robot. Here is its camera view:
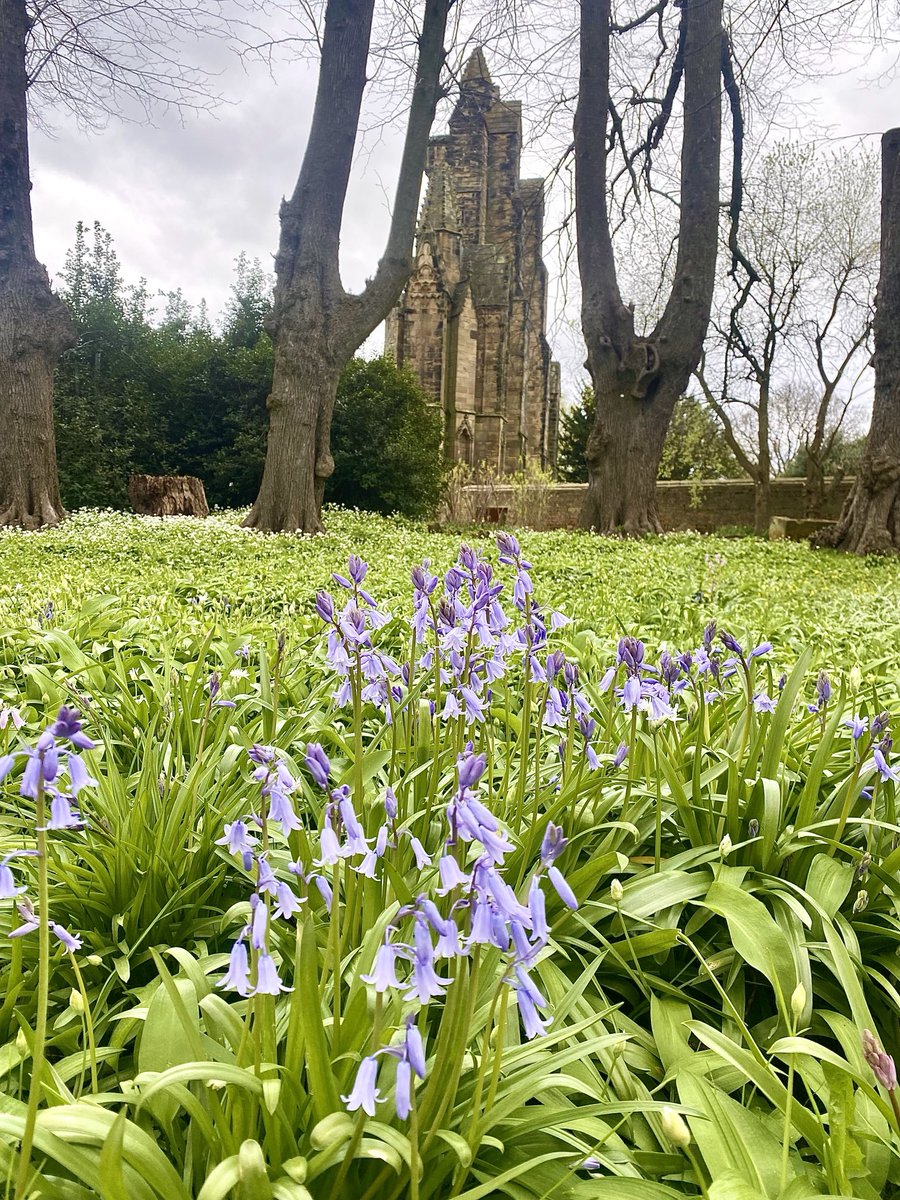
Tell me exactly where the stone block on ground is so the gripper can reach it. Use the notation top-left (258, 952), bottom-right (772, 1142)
top-left (769, 516), bottom-right (835, 541)
top-left (128, 474), bottom-right (209, 518)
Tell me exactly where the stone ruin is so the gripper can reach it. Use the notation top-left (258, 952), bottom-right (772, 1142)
top-left (385, 48), bottom-right (561, 475)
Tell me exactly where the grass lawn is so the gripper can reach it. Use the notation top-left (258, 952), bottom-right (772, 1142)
top-left (0, 509), bottom-right (898, 1199)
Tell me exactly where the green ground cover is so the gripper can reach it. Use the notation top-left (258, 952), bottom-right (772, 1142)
top-left (0, 511), bottom-right (898, 1199)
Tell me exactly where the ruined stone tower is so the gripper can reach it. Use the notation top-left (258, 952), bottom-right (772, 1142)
top-left (385, 49), bottom-right (560, 474)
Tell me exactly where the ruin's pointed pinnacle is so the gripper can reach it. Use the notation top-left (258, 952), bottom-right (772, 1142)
top-left (462, 46), bottom-right (492, 84)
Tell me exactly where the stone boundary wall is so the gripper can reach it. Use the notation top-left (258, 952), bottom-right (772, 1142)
top-left (458, 478), bottom-right (854, 532)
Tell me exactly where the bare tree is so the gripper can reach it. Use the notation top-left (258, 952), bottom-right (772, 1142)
top-left (0, 0), bottom-right (245, 529)
top-left (243, 0), bottom-right (453, 534)
top-left (574, 0), bottom-right (724, 535)
top-left (817, 129), bottom-right (900, 555)
top-left (696, 142), bottom-right (877, 532)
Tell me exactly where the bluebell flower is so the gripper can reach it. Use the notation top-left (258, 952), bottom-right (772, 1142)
top-left (219, 939), bottom-right (252, 995)
top-left (540, 823), bottom-right (567, 866)
top-left (256, 855), bottom-right (279, 896)
top-left (50, 707), bottom-right (95, 751)
top-left (528, 877), bottom-right (548, 943)
top-left (753, 693), bottom-right (776, 714)
top-left (50, 922), bottom-right (82, 953)
top-left (844, 716), bottom-right (868, 740)
top-left (216, 820), bottom-right (256, 857)
top-left (44, 792), bottom-right (82, 830)
top-left (548, 865), bottom-right (578, 910)
top-left (362, 942), bottom-right (402, 992)
top-left (870, 746), bottom-right (899, 783)
top-left (66, 754), bottom-right (97, 796)
top-left (612, 742), bottom-right (629, 769)
top-left (250, 895), bottom-right (268, 949)
top-left (0, 753), bottom-right (14, 783)
top-left (343, 1056), bottom-right (384, 1116)
top-left (515, 975), bottom-right (551, 1038)
top-left (304, 743), bottom-right (331, 790)
top-left (0, 853), bottom-right (28, 899)
top-left (437, 855), bottom-right (469, 892)
top-left (273, 882), bottom-right (303, 920)
top-left (406, 917), bottom-right (453, 1002)
top-left (254, 952), bottom-right (291, 994)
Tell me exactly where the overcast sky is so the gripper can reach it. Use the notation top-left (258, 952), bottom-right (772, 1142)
top-left (29, 28), bottom-right (900, 399)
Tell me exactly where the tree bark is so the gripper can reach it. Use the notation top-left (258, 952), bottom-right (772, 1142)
top-left (576, 0), bottom-right (723, 533)
top-left (128, 474), bottom-right (209, 517)
top-left (0, 0), bottom-right (76, 528)
top-left (245, 0), bottom-right (450, 533)
top-left (815, 129), bottom-right (900, 555)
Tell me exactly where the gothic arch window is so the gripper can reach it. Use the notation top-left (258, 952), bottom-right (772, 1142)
top-left (457, 419), bottom-right (475, 467)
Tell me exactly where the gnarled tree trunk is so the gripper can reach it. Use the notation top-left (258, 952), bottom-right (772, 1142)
top-left (575, 0), bottom-right (723, 534)
top-left (815, 129), bottom-right (900, 555)
top-left (0, 0), bottom-right (76, 529)
top-left (244, 0), bottom-right (450, 534)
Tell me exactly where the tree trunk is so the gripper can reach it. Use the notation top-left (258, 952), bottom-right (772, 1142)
top-left (581, 361), bottom-right (680, 533)
top-left (815, 129), bottom-right (900, 555)
top-left (244, 0), bottom-right (450, 534)
top-left (244, 336), bottom-right (341, 533)
top-left (0, 0), bottom-right (76, 529)
top-left (804, 454), bottom-right (826, 517)
top-left (754, 474), bottom-right (771, 536)
top-left (576, 0), bottom-right (723, 534)
top-left (129, 474), bottom-right (209, 517)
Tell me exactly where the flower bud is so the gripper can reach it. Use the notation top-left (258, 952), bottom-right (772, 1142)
top-left (849, 665), bottom-right (862, 691)
top-left (790, 983), bottom-right (806, 1021)
top-left (15, 1028), bottom-right (28, 1056)
top-left (661, 1106), bottom-right (691, 1148)
top-left (719, 834), bottom-right (732, 858)
top-left (853, 889), bottom-right (868, 913)
top-left (86, 954), bottom-right (102, 967)
top-left (69, 988), bottom-right (85, 1013)
top-left (610, 879), bottom-right (624, 904)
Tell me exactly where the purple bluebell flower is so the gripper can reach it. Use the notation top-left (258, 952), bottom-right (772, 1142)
top-left (753, 693), bottom-right (776, 714)
top-left (315, 591), bottom-right (335, 623)
top-left (0, 853), bottom-right (27, 899)
top-left (548, 865), bottom-right (578, 910)
top-left (273, 882), bottom-right (303, 920)
top-left (395, 1058), bottom-right (412, 1119)
top-left (870, 746), bottom-right (899, 783)
top-left (844, 716), bottom-right (868, 740)
top-left (49, 922), bottom-right (82, 952)
top-left (384, 787), bottom-right (398, 821)
top-left (50, 707), bottom-right (95, 751)
top-left (44, 792), bottom-right (81, 830)
top-left (872, 712), bottom-right (891, 736)
top-left (216, 820), bottom-right (256, 857)
top-left (304, 743), bottom-right (331, 790)
top-left (254, 952), bottom-right (291, 994)
top-left (256, 855), bottom-right (279, 896)
top-left (219, 939), bottom-right (252, 995)
top-left (342, 1055), bottom-right (383, 1116)
top-left (0, 754), bottom-right (14, 783)
top-left (540, 823), bottom-right (567, 866)
top-left (612, 742), bottom-right (629, 769)
top-left (437, 855), bottom-right (469, 892)
top-left (515, 975), bottom-right (551, 1038)
top-left (250, 895), bottom-right (268, 949)
top-left (0, 706), bottom-right (24, 731)
top-left (362, 942), bottom-right (402, 992)
top-left (406, 917), bottom-right (452, 1002)
top-left (66, 754), bottom-right (97, 796)
top-left (528, 876), bottom-right (548, 943)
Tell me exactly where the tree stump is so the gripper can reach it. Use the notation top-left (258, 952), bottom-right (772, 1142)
top-left (128, 475), bottom-right (209, 518)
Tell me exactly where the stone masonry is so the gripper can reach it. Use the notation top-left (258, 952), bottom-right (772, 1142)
top-left (385, 49), bottom-right (560, 474)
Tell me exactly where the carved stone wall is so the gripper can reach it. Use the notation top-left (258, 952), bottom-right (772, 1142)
top-left (386, 49), bottom-right (559, 475)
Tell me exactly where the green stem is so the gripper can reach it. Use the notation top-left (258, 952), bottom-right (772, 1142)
top-left (70, 954), bottom-right (98, 1096)
top-left (15, 771), bottom-right (49, 1200)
